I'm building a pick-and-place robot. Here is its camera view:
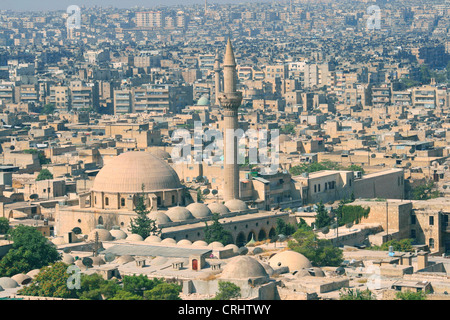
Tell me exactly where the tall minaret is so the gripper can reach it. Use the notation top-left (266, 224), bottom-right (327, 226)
top-left (218, 39), bottom-right (242, 201)
top-left (214, 50), bottom-right (221, 106)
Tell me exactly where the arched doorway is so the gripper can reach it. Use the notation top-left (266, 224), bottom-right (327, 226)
top-left (247, 231), bottom-right (256, 242)
top-left (235, 232), bottom-right (246, 247)
top-left (268, 227), bottom-right (276, 239)
top-left (258, 229), bottom-right (267, 241)
top-left (98, 216), bottom-right (104, 226)
top-left (192, 259), bottom-right (198, 271)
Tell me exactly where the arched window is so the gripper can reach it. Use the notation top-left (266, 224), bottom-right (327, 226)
top-left (98, 216), bottom-right (103, 225)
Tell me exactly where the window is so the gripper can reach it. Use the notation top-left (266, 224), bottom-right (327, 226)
top-left (105, 197), bottom-right (109, 206)
top-left (314, 185), bottom-right (317, 193)
top-left (172, 195), bottom-right (175, 204)
top-left (411, 229), bottom-right (416, 238)
top-left (429, 238), bottom-right (435, 249)
top-left (411, 215), bottom-right (416, 225)
top-left (157, 197), bottom-right (161, 206)
top-left (318, 184), bottom-right (321, 192)
top-left (429, 216), bottom-right (434, 226)
top-left (121, 198), bottom-right (125, 207)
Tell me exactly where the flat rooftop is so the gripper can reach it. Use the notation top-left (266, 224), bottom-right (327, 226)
top-left (102, 243), bottom-right (212, 258)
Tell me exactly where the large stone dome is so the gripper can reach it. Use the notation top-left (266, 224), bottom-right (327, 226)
top-left (166, 206), bottom-right (194, 222)
top-left (224, 199), bottom-right (248, 212)
top-left (268, 250), bottom-right (312, 272)
top-left (92, 152), bottom-right (182, 193)
top-left (220, 256), bottom-right (269, 280)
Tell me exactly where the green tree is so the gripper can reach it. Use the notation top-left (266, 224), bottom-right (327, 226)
top-left (41, 103), bottom-right (55, 115)
top-left (370, 239), bottom-right (414, 252)
top-left (314, 201), bottom-right (332, 229)
top-left (395, 290), bottom-right (427, 300)
top-left (410, 180), bottom-right (440, 200)
top-left (109, 290), bottom-right (143, 300)
top-left (0, 217), bottom-right (9, 234)
top-left (0, 225), bottom-right (61, 277)
top-left (280, 123), bottom-right (296, 135)
top-left (204, 212), bottom-right (234, 245)
top-left (297, 218), bottom-right (312, 231)
top-left (346, 164), bottom-right (365, 174)
top-left (143, 282), bottom-right (182, 300)
top-left (36, 169), bottom-right (53, 181)
top-left (288, 228), bottom-right (343, 267)
top-left (23, 149), bottom-right (50, 165)
top-left (275, 218), bottom-right (297, 236)
top-left (18, 262), bottom-right (77, 298)
top-left (77, 273), bottom-right (120, 300)
top-left (336, 205), bottom-right (370, 226)
top-left (128, 190), bottom-right (160, 239)
top-left (122, 275), bottom-right (163, 297)
top-left (212, 281), bottom-right (241, 300)
top-left (339, 288), bottom-right (374, 300)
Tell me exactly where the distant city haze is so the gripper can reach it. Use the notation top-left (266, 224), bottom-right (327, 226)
top-left (2, 0), bottom-right (269, 11)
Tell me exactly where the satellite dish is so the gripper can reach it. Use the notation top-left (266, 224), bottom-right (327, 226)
top-left (29, 194), bottom-right (39, 200)
top-left (82, 257), bottom-right (93, 268)
top-left (211, 189), bottom-right (218, 196)
top-left (371, 154), bottom-right (376, 158)
top-left (104, 252), bottom-right (116, 263)
top-left (9, 145), bottom-right (15, 150)
top-left (72, 227), bottom-right (82, 235)
top-left (203, 189), bottom-right (210, 195)
top-left (278, 234), bottom-right (286, 242)
top-left (63, 247), bottom-right (72, 254)
top-left (238, 247), bottom-right (249, 255)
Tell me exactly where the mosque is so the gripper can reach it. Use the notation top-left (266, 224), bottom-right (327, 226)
top-left (54, 40), bottom-right (290, 247)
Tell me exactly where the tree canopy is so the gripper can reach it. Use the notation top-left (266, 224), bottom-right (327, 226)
top-left (128, 191), bottom-right (160, 239)
top-left (204, 212), bottom-right (234, 245)
top-left (0, 225), bottom-right (61, 277)
top-left (211, 281), bottom-right (241, 300)
top-left (0, 217), bottom-right (9, 234)
top-left (288, 227), bottom-right (343, 267)
top-left (36, 168), bottom-right (54, 181)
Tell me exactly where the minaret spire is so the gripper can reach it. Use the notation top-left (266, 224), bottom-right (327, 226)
top-left (218, 39), bottom-right (242, 202)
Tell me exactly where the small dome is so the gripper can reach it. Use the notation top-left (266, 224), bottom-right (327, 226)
top-left (26, 269), bottom-right (40, 279)
top-left (309, 267), bottom-right (325, 277)
top-left (126, 234), bottom-right (144, 242)
top-left (192, 240), bottom-right (208, 247)
top-left (221, 256), bottom-right (269, 280)
top-left (160, 238), bottom-right (177, 245)
top-left (268, 250), bottom-right (312, 272)
top-left (91, 256), bottom-right (106, 266)
top-left (186, 203), bottom-right (212, 219)
top-left (88, 229), bottom-right (112, 242)
top-left (259, 261), bottom-right (275, 276)
top-left (0, 277), bottom-right (19, 289)
top-left (148, 211), bottom-right (172, 224)
top-left (196, 95), bottom-right (210, 106)
top-left (51, 237), bottom-right (66, 245)
top-left (177, 239), bottom-right (192, 246)
top-left (166, 206), bottom-right (194, 222)
top-left (208, 241), bottom-right (224, 249)
top-left (224, 199), bottom-right (248, 211)
top-left (145, 235), bottom-right (162, 243)
top-left (62, 253), bottom-right (75, 264)
top-left (295, 269), bottom-right (311, 278)
top-left (116, 255), bottom-right (134, 265)
top-left (250, 247), bottom-right (264, 255)
top-left (110, 229), bottom-right (127, 240)
top-left (207, 202), bottom-right (230, 216)
top-left (75, 259), bottom-right (88, 271)
top-left (11, 274), bottom-right (32, 285)
top-left (224, 244), bottom-right (239, 253)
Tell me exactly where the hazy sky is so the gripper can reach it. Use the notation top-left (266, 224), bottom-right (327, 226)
top-left (1, 0), bottom-right (267, 11)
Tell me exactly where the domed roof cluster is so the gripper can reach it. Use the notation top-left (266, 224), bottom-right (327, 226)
top-left (158, 200), bottom-right (248, 223)
top-left (92, 151), bottom-right (182, 194)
